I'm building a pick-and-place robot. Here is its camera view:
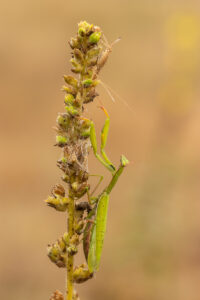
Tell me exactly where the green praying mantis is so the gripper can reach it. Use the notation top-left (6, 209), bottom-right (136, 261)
top-left (83, 106), bottom-right (129, 273)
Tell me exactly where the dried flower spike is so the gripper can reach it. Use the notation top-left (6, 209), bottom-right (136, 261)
top-left (45, 21), bottom-right (129, 300)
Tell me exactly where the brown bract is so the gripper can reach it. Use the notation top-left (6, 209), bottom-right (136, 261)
top-left (50, 290), bottom-right (64, 300)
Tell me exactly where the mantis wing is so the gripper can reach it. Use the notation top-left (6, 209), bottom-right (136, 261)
top-left (88, 224), bottom-right (97, 273)
top-left (84, 192), bottom-right (110, 273)
top-left (83, 209), bottom-right (96, 273)
top-left (95, 192), bottom-right (109, 271)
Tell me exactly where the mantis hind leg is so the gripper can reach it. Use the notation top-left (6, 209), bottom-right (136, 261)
top-left (87, 174), bottom-right (104, 205)
top-left (89, 174), bottom-right (104, 197)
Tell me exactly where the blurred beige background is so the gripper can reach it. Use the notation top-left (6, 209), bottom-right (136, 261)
top-left (1, 0), bottom-right (200, 299)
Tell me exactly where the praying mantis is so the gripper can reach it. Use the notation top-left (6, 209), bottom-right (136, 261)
top-left (83, 106), bottom-right (129, 273)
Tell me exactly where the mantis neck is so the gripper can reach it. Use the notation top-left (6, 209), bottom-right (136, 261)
top-left (105, 164), bottom-right (125, 195)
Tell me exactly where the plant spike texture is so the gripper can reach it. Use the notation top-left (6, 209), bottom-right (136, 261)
top-left (45, 21), bottom-right (129, 300)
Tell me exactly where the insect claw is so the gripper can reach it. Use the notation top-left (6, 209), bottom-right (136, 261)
top-left (99, 106), bottom-right (109, 117)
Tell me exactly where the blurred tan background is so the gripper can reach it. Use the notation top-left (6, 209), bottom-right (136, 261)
top-left (1, 0), bottom-right (200, 299)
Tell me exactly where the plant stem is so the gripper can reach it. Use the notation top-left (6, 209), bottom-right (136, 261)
top-left (66, 196), bottom-right (75, 300)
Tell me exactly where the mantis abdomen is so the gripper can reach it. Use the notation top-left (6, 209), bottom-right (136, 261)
top-left (84, 192), bottom-right (110, 273)
top-left (95, 192), bottom-right (109, 269)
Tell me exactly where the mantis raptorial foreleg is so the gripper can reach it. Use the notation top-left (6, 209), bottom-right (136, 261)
top-left (99, 106), bottom-right (115, 169)
top-left (90, 107), bottom-right (116, 173)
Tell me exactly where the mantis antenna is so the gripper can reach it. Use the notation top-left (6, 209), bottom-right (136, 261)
top-left (99, 80), bottom-right (135, 113)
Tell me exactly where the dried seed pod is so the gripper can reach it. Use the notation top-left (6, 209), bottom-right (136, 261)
top-left (45, 196), bottom-right (69, 212)
top-left (69, 38), bottom-right (79, 49)
top-left (63, 75), bottom-right (78, 88)
top-left (70, 58), bottom-right (82, 74)
top-left (80, 128), bottom-right (90, 138)
top-left (73, 265), bottom-right (93, 283)
top-left (50, 290), bottom-right (64, 300)
top-left (61, 174), bottom-right (70, 183)
top-left (71, 66), bottom-right (82, 74)
top-left (57, 114), bottom-right (70, 129)
top-left (82, 79), bottom-right (93, 87)
top-left (78, 21), bottom-right (94, 36)
top-left (71, 182), bottom-right (89, 199)
top-left (82, 79), bottom-right (99, 88)
top-left (56, 135), bottom-right (68, 146)
top-left (84, 89), bottom-right (99, 104)
top-left (64, 94), bottom-right (75, 105)
top-left (78, 27), bottom-right (86, 37)
top-left (45, 185), bottom-right (69, 212)
top-left (88, 32), bottom-right (101, 44)
top-left (73, 48), bottom-right (84, 63)
top-left (87, 58), bottom-right (98, 67)
top-left (75, 219), bottom-right (85, 235)
top-left (65, 105), bottom-right (79, 117)
top-left (47, 242), bottom-right (66, 268)
top-left (52, 184), bottom-right (65, 197)
top-left (63, 232), bottom-right (70, 246)
top-left (62, 85), bottom-right (77, 96)
top-left (70, 233), bottom-right (80, 246)
top-left (67, 245), bottom-right (78, 255)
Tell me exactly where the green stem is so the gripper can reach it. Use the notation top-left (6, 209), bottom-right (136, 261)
top-left (66, 196), bottom-right (75, 300)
